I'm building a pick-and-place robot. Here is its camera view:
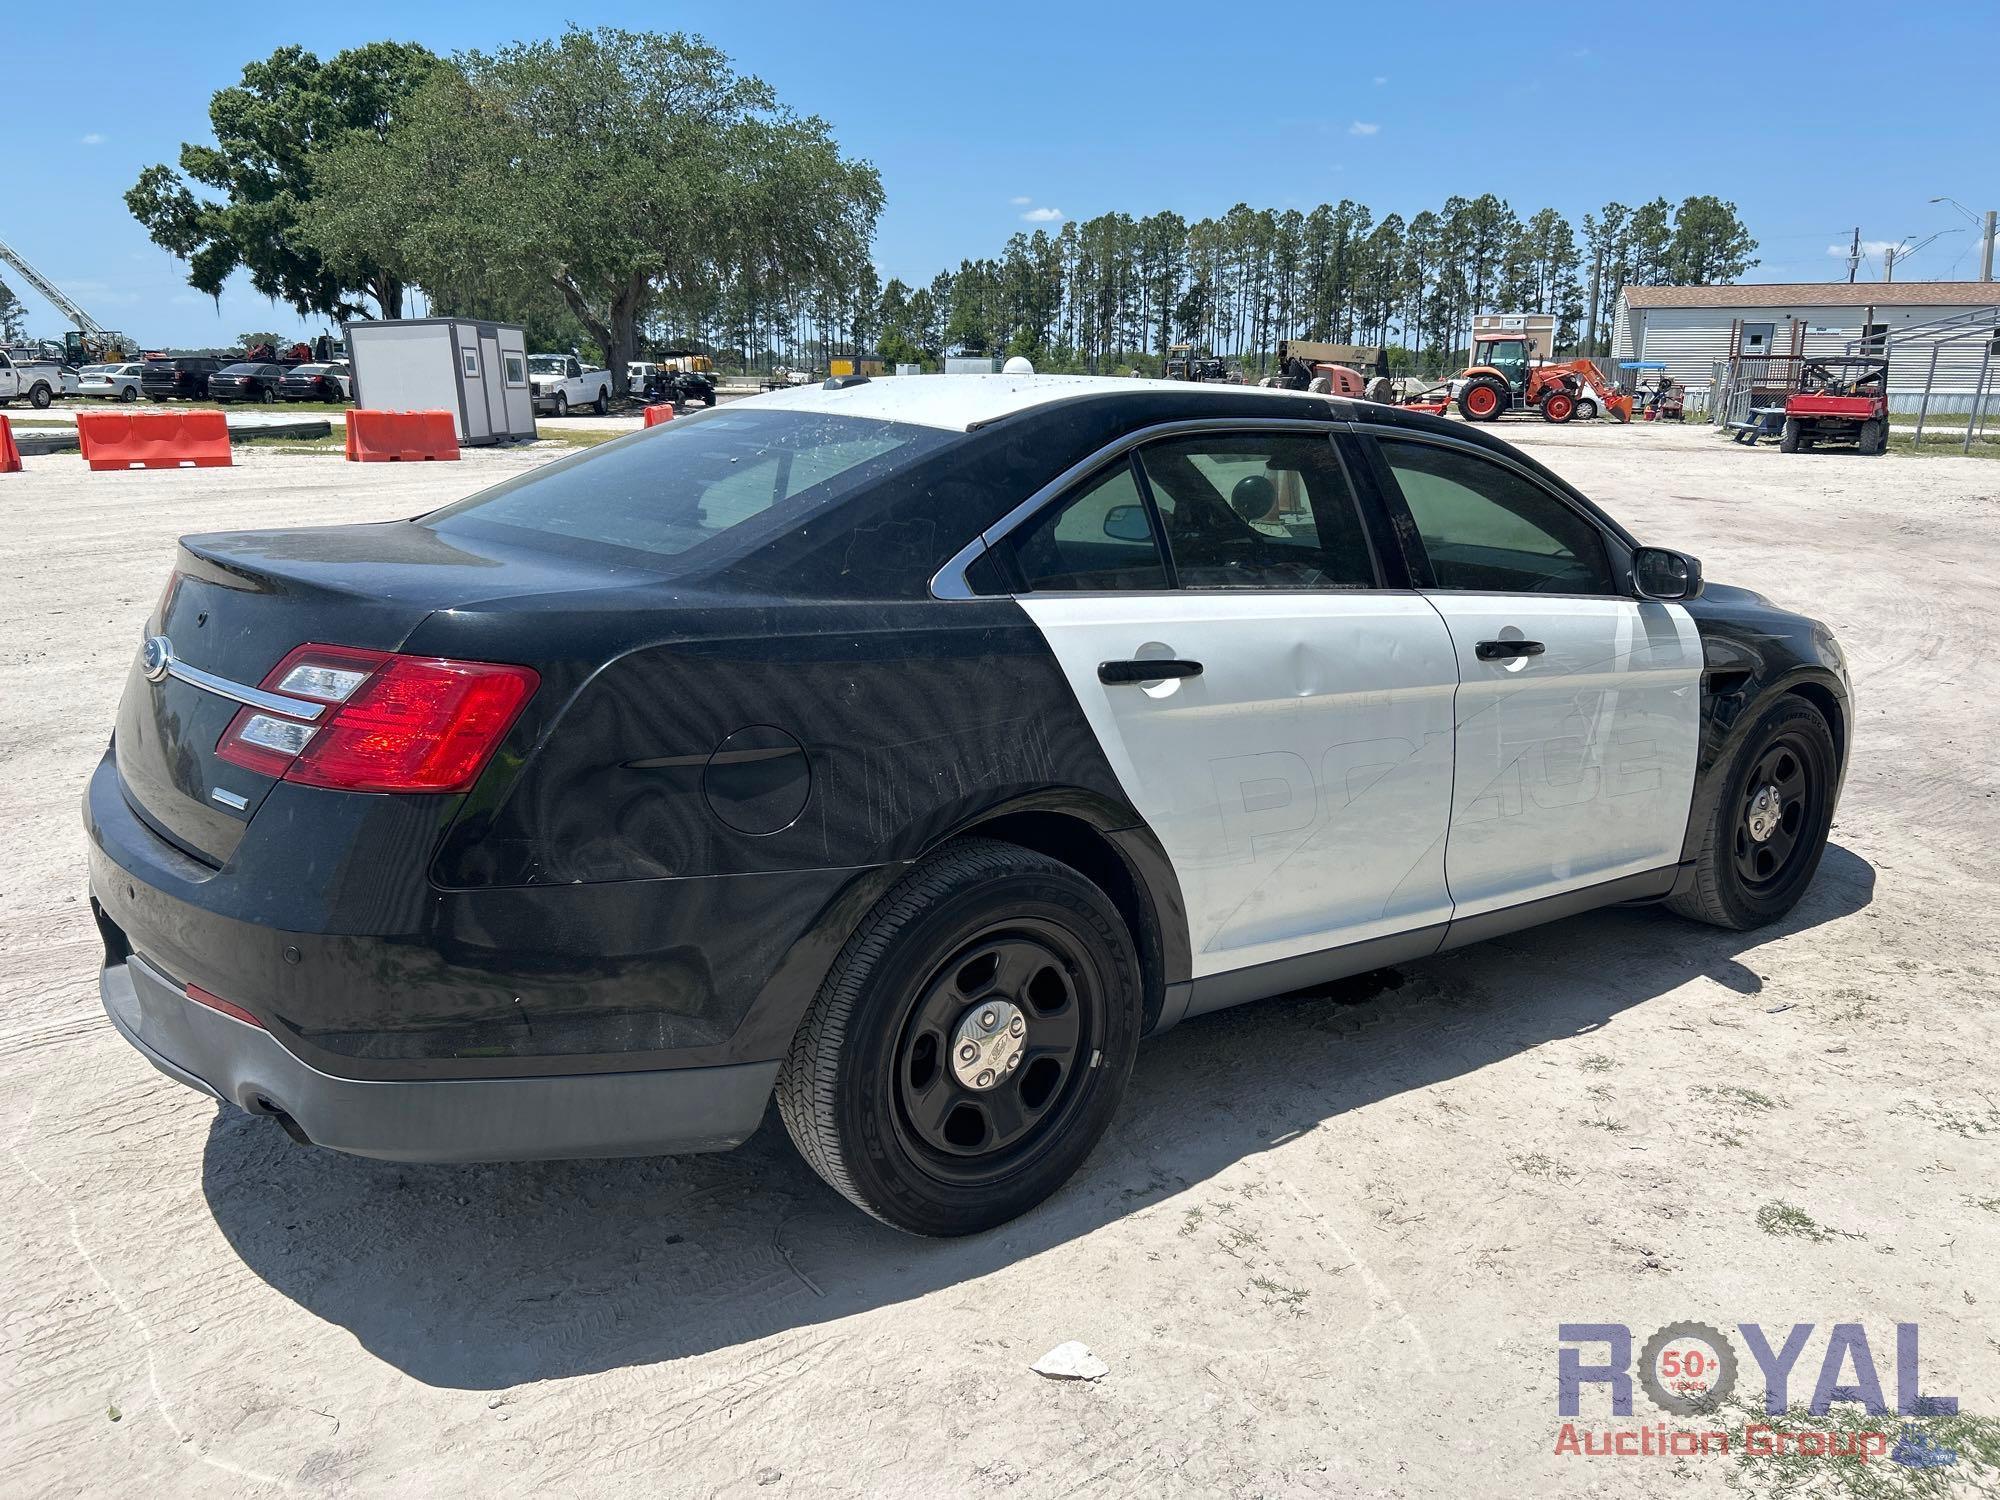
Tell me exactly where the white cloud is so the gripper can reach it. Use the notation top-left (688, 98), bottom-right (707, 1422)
top-left (1828, 240), bottom-right (1898, 258)
top-left (1348, 120), bottom-right (1380, 136)
top-left (1021, 206), bottom-right (1063, 222)
top-left (80, 132), bottom-right (105, 146)
top-left (1372, 75), bottom-right (1388, 86)
top-left (1009, 195), bottom-right (1031, 205)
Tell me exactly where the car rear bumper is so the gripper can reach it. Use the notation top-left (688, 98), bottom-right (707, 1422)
top-left (101, 952), bottom-right (778, 1162)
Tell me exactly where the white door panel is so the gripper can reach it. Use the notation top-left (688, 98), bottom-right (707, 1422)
top-left (1019, 593), bottom-right (1459, 977)
top-left (1426, 594), bottom-right (1702, 915)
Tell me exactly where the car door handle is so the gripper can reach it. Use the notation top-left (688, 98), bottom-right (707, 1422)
top-left (1474, 639), bottom-right (1546, 662)
top-left (1098, 658), bottom-right (1203, 685)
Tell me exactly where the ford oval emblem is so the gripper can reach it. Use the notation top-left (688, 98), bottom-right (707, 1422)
top-left (141, 634), bottom-right (173, 683)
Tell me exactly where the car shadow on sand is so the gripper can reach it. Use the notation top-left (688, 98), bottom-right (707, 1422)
top-left (201, 844), bottom-right (1873, 1389)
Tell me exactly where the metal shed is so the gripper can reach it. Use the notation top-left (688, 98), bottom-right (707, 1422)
top-left (343, 318), bottom-right (536, 445)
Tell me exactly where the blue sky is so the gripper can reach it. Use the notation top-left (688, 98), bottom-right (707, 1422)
top-left (6, 1), bottom-right (1995, 348)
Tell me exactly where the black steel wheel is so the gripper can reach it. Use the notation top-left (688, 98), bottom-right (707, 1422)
top-left (1669, 696), bottom-right (1838, 930)
top-left (778, 838), bottom-right (1142, 1235)
top-left (891, 923), bottom-right (1099, 1181)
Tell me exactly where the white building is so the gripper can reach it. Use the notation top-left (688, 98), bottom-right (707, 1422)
top-left (1611, 282), bottom-right (2000, 413)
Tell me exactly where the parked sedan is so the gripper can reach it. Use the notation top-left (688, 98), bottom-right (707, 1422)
top-left (140, 357), bottom-right (221, 401)
top-left (87, 377), bottom-right (1850, 1235)
top-left (206, 362), bottom-right (287, 403)
top-left (78, 363), bottom-right (146, 401)
top-left (276, 363), bottom-right (351, 403)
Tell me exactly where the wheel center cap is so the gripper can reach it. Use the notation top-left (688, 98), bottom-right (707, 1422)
top-left (951, 999), bottom-right (1027, 1090)
top-left (1746, 783), bottom-right (1783, 842)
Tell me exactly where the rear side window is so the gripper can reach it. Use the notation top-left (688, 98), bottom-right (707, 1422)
top-left (426, 408), bottom-right (952, 567)
top-left (1005, 459), bottom-right (1169, 592)
top-left (1377, 437), bottom-right (1614, 595)
top-left (1136, 431), bottom-right (1375, 589)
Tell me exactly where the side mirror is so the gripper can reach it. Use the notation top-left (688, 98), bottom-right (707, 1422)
top-left (1633, 546), bottom-right (1704, 601)
top-left (1102, 504), bottom-right (1153, 543)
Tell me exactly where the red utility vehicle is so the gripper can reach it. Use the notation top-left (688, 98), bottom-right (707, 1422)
top-left (1781, 356), bottom-right (1889, 454)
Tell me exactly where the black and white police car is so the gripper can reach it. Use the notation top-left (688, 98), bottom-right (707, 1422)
top-left (88, 374), bottom-right (1849, 1234)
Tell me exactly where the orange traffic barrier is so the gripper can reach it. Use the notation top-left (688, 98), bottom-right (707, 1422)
top-left (643, 404), bottom-right (675, 426)
top-left (0, 415), bottom-right (20, 474)
top-left (76, 409), bottom-right (232, 471)
top-left (344, 409), bottom-right (460, 462)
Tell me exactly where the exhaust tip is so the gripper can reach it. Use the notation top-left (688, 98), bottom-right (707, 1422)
top-left (252, 1097), bottom-right (313, 1147)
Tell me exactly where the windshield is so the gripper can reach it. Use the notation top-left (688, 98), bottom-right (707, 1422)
top-left (528, 356), bottom-right (568, 376)
top-left (424, 407), bottom-right (955, 571)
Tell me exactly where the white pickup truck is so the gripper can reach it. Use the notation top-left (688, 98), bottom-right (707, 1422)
top-left (0, 348), bottom-right (67, 408)
top-left (527, 354), bottom-right (612, 417)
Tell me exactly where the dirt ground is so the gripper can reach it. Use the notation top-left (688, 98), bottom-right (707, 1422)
top-left (2, 421), bottom-right (1996, 1498)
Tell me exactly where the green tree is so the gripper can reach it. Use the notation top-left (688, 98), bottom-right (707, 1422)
top-left (126, 42), bottom-right (442, 319)
top-left (1666, 196), bottom-right (1758, 284)
top-left (0, 277), bottom-right (25, 342)
top-left (311, 29), bottom-right (881, 392)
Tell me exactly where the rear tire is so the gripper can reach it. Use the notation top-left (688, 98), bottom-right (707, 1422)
top-left (1779, 418), bottom-right (1801, 453)
top-left (1457, 376), bottom-right (1509, 422)
top-left (1668, 696), bottom-right (1837, 931)
top-left (1859, 418), bottom-right (1885, 454)
top-left (29, 383), bottom-right (52, 410)
top-left (593, 389), bottom-right (609, 416)
top-left (777, 838), bottom-right (1143, 1236)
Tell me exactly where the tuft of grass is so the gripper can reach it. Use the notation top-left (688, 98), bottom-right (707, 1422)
top-left (1247, 1275), bottom-right (1309, 1316)
top-left (1894, 1100), bottom-right (2000, 1139)
top-left (1583, 1116), bottom-right (1627, 1133)
top-left (1964, 1196), bottom-right (2000, 1214)
top-left (1696, 1084), bottom-right (1783, 1113)
top-left (1757, 1201), bottom-right (1835, 1242)
top-left (1717, 1401), bottom-right (2000, 1498)
top-left (1580, 1054), bottom-right (1615, 1073)
top-left (1514, 1151), bottom-right (1574, 1181)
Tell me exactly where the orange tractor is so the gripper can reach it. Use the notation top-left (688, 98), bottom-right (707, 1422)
top-left (1447, 327), bottom-right (1632, 424)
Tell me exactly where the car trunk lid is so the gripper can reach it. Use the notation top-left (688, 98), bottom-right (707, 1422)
top-left (113, 521), bottom-right (637, 866)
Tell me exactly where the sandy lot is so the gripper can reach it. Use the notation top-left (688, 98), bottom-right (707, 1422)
top-left (2, 423), bottom-right (1996, 1498)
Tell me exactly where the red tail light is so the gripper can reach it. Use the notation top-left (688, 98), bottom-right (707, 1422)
top-left (216, 643), bottom-right (538, 793)
top-left (186, 982), bottom-right (263, 1028)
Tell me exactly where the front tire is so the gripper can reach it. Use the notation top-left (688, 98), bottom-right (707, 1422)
top-left (1575, 397), bottom-right (1598, 421)
top-left (552, 392), bottom-right (568, 418)
top-left (777, 838), bottom-right (1142, 1236)
top-left (1668, 696), bottom-right (1837, 930)
top-left (1540, 389), bottom-right (1576, 423)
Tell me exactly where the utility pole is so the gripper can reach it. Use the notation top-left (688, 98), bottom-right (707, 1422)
top-left (1585, 245), bottom-right (1604, 356)
top-left (1884, 244), bottom-right (1897, 282)
top-left (1984, 209), bottom-right (1996, 282)
top-left (1846, 227), bottom-right (1860, 284)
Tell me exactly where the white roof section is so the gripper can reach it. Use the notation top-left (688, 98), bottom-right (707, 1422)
top-left (738, 372), bottom-right (1326, 432)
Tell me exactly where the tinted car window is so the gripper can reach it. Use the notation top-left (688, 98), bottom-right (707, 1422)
top-left (426, 408), bottom-right (952, 568)
top-left (1006, 459), bottom-right (1169, 592)
top-left (1377, 437), bottom-right (1614, 595)
top-left (1136, 431), bottom-right (1375, 589)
